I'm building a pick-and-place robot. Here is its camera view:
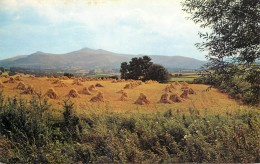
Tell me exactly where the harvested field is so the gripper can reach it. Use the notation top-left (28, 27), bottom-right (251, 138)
top-left (55, 82), bottom-right (68, 87)
top-left (163, 85), bottom-right (173, 93)
top-left (15, 82), bottom-right (26, 90)
top-left (0, 76), bottom-right (246, 114)
top-left (79, 87), bottom-right (92, 95)
top-left (22, 85), bottom-right (36, 95)
top-left (72, 79), bottom-right (83, 85)
top-left (116, 89), bottom-right (125, 94)
top-left (95, 83), bottom-right (104, 87)
top-left (4, 77), bottom-right (17, 83)
top-left (124, 83), bottom-right (134, 89)
top-left (52, 79), bottom-right (61, 84)
top-left (0, 82), bottom-right (5, 88)
top-left (90, 92), bottom-right (104, 102)
top-left (15, 76), bottom-right (23, 81)
top-left (88, 85), bottom-right (97, 92)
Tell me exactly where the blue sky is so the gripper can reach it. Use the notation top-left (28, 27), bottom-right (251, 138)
top-left (0, 0), bottom-right (206, 60)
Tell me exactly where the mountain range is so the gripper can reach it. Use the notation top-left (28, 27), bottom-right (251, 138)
top-left (0, 48), bottom-right (206, 71)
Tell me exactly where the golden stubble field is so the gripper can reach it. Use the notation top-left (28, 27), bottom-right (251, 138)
top-left (0, 75), bottom-right (248, 115)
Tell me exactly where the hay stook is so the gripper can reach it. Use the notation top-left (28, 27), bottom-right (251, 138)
top-left (134, 93), bottom-right (150, 105)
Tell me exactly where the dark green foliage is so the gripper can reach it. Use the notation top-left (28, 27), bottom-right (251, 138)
top-left (0, 67), bottom-right (5, 72)
top-left (163, 108), bottom-right (173, 118)
top-left (8, 71), bottom-right (16, 76)
top-left (145, 64), bottom-right (170, 83)
top-left (183, 0), bottom-right (260, 105)
top-left (63, 72), bottom-right (74, 78)
top-left (193, 68), bottom-right (259, 105)
top-left (120, 62), bottom-right (128, 79)
top-left (120, 56), bottom-right (169, 82)
top-left (182, 0), bottom-right (259, 63)
top-left (0, 92), bottom-right (259, 163)
top-left (121, 56), bottom-right (153, 80)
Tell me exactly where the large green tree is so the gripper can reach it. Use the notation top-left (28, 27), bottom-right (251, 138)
top-left (120, 62), bottom-right (128, 79)
top-left (182, 0), bottom-right (260, 104)
top-left (145, 64), bottom-right (170, 83)
top-left (121, 56), bottom-right (153, 80)
top-left (120, 56), bottom-right (169, 82)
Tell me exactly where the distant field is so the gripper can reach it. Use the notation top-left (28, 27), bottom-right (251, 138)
top-left (0, 75), bottom-right (248, 115)
top-left (169, 71), bottom-right (200, 82)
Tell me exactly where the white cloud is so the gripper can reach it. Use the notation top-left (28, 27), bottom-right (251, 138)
top-left (1, 0), bottom-right (201, 37)
top-left (0, 0), bottom-right (207, 59)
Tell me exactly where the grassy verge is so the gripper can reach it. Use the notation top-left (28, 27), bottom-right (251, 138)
top-left (0, 92), bottom-right (259, 163)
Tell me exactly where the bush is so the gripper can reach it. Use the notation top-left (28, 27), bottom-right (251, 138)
top-left (64, 73), bottom-right (74, 78)
top-left (8, 71), bottom-right (16, 76)
top-left (193, 73), bottom-right (259, 105)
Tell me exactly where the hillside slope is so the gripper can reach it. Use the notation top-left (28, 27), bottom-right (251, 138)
top-left (0, 48), bottom-right (206, 70)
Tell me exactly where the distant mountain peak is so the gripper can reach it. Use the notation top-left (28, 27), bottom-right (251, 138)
top-left (73, 48), bottom-right (115, 55)
top-left (78, 47), bottom-right (93, 51)
top-left (0, 48), bottom-right (206, 70)
top-left (97, 48), bottom-right (104, 51)
top-left (32, 51), bottom-right (45, 55)
top-left (96, 49), bottom-right (111, 53)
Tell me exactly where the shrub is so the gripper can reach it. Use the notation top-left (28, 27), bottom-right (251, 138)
top-left (64, 73), bottom-right (74, 78)
top-left (193, 73), bottom-right (259, 105)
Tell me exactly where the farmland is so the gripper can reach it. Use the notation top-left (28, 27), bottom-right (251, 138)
top-left (0, 75), bottom-right (246, 115)
top-left (169, 71), bottom-right (201, 82)
top-left (0, 74), bottom-right (259, 163)
top-left (0, 0), bottom-right (259, 162)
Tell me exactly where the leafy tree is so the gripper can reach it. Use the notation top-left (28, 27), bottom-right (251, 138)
top-left (145, 64), bottom-right (170, 83)
top-left (182, 0), bottom-right (260, 104)
top-left (120, 62), bottom-right (128, 79)
top-left (121, 56), bottom-right (153, 80)
top-left (120, 56), bottom-right (169, 82)
top-left (8, 71), bottom-right (16, 76)
top-left (0, 67), bottom-right (5, 72)
top-left (141, 56), bottom-right (153, 78)
top-left (127, 57), bottom-right (144, 80)
top-left (64, 73), bottom-right (74, 78)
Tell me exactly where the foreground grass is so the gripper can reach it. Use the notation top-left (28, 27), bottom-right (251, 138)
top-left (0, 93), bottom-right (259, 163)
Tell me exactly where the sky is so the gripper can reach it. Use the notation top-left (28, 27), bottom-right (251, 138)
top-left (0, 0), bottom-right (207, 60)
